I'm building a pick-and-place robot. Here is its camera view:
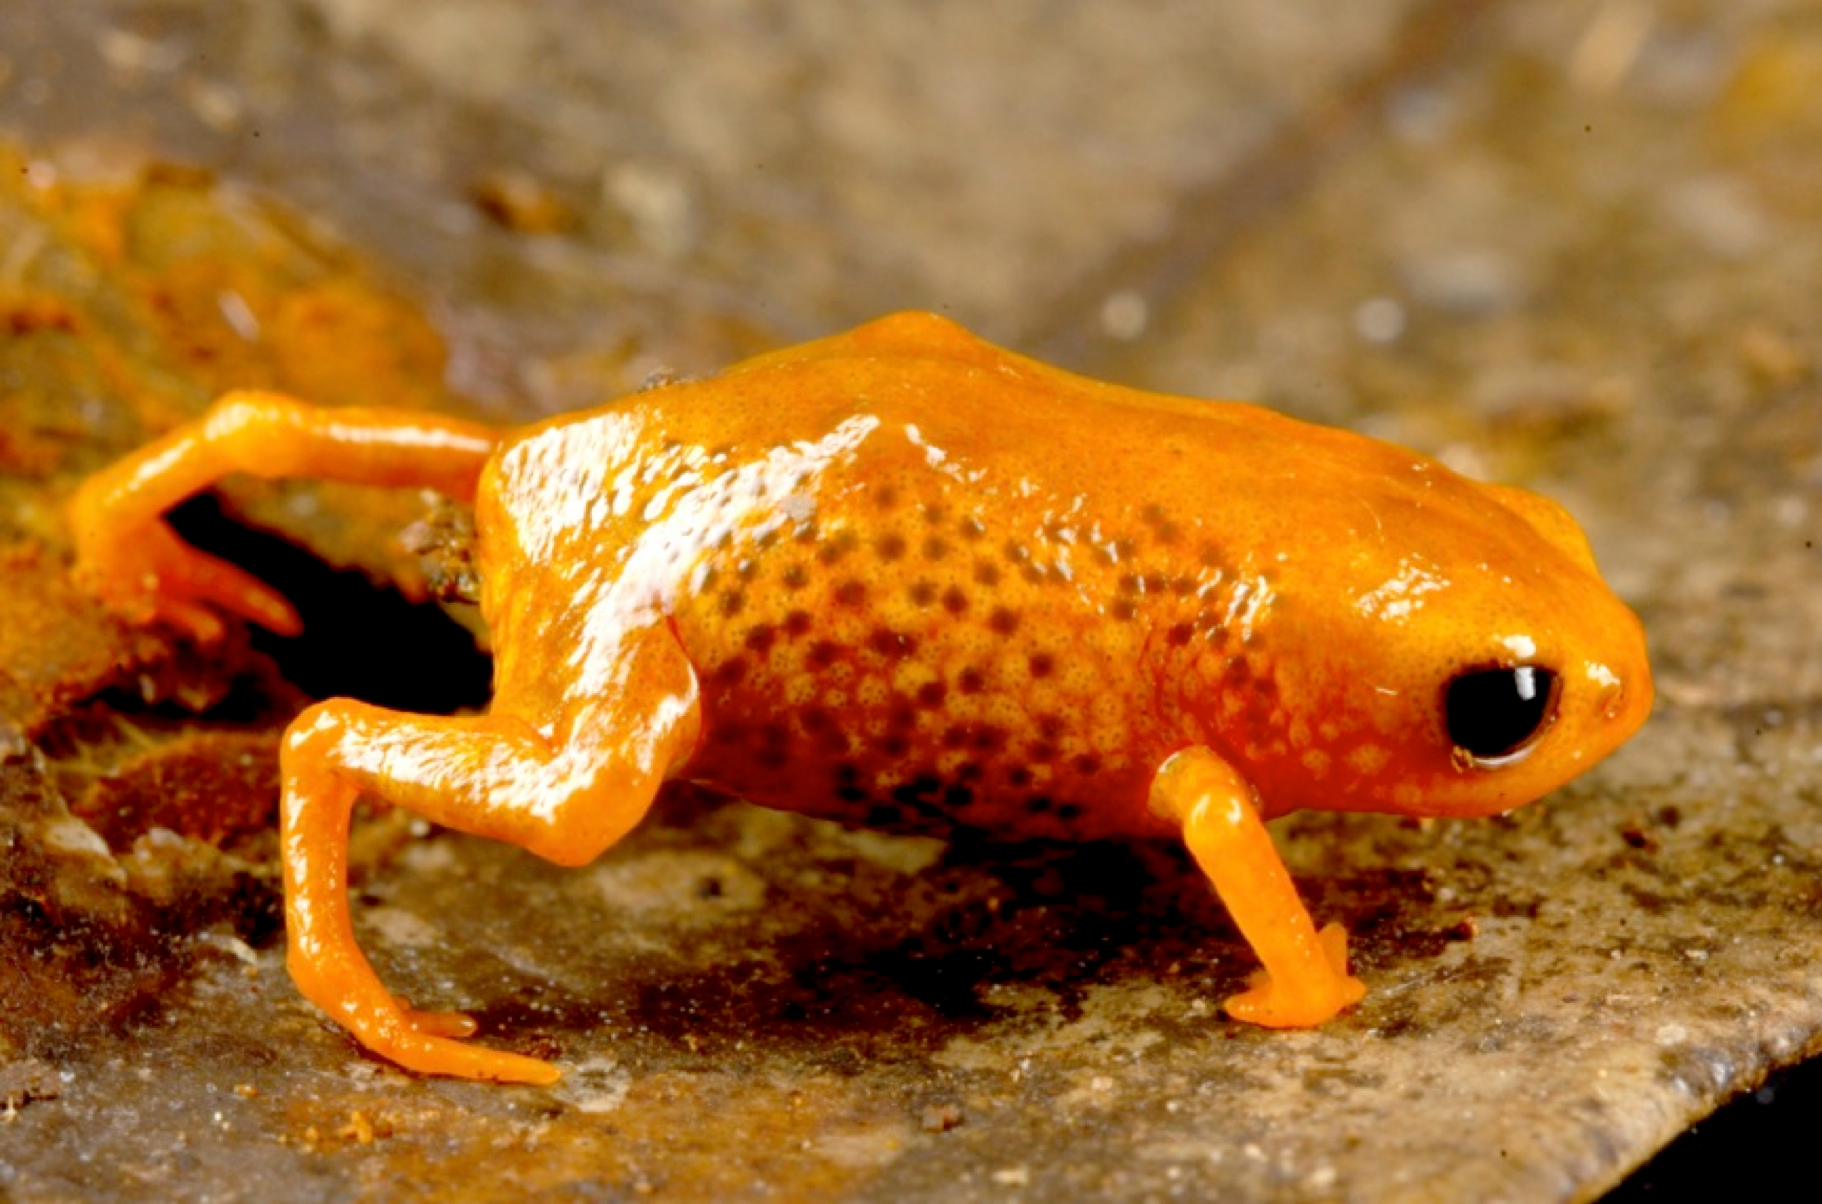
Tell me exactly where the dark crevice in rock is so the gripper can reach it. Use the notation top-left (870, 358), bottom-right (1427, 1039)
top-left (167, 493), bottom-right (493, 716)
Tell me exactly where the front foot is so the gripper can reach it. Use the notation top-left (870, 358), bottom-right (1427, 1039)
top-left (1222, 923), bottom-right (1366, 1029)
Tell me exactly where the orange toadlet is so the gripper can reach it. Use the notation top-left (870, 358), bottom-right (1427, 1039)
top-left (68, 312), bottom-right (1653, 1084)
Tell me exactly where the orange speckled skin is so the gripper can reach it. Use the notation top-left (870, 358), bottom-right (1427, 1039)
top-left (68, 312), bottom-right (1652, 1083)
top-left (484, 313), bottom-right (1647, 834)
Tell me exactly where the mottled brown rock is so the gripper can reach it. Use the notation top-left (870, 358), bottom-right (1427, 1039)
top-left (0, 140), bottom-right (475, 1069)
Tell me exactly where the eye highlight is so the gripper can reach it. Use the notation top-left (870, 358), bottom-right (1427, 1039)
top-left (1445, 665), bottom-right (1559, 766)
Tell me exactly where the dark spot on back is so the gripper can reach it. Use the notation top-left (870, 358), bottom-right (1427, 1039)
top-left (942, 586), bottom-right (969, 615)
top-left (974, 560), bottom-right (1002, 587)
top-left (923, 536), bottom-right (949, 561)
top-left (745, 625), bottom-right (776, 654)
top-left (868, 627), bottom-right (914, 658)
top-left (1008, 767), bottom-right (1033, 788)
top-left (987, 607), bottom-right (1019, 635)
top-left (781, 564), bottom-right (809, 590)
top-left (958, 667), bottom-right (986, 694)
top-left (1166, 622), bottom-right (1194, 647)
top-left (806, 708), bottom-right (847, 753)
top-left (817, 529), bottom-right (860, 564)
top-left (1055, 803), bottom-right (1084, 821)
top-left (1142, 505), bottom-right (1182, 545)
top-left (876, 485), bottom-right (900, 509)
top-left (710, 657), bottom-right (747, 686)
top-left (719, 590), bottom-right (746, 617)
top-left (1024, 794), bottom-right (1051, 813)
top-left (916, 681), bottom-right (946, 708)
top-left (1109, 598), bottom-right (1137, 622)
top-left (807, 640), bottom-right (843, 671)
top-left (1071, 753), bottom-right (1101, 775)
top-left (910, 581), bottom-right (938, 607)
top-left (783, 609), bottom-right (813, 636)
top-left (876, 533), bottom-right (907, 561)
top-left (1028, 652), bottom-right (1054, 678)
top-left (834, 580), bottom-right (867, 607)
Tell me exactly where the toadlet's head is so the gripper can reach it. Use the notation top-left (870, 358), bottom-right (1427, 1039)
top-left (1248, 467), bottom-right (1653, 821)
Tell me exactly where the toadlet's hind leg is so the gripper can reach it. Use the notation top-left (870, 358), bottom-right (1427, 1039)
top-left (281, 625), bottom-right (701, 1085)
top-left (68, 391), bottom-right (499, 641)
top-left (1149, 747), bottom-right (1365, 1028)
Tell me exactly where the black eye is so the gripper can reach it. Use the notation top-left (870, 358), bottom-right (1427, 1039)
top-left (1445, 666), bottom-right (1558, 764)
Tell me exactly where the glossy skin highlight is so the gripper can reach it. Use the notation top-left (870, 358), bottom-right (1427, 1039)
top-left (68, 312), bottom-right (1653, 1083)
